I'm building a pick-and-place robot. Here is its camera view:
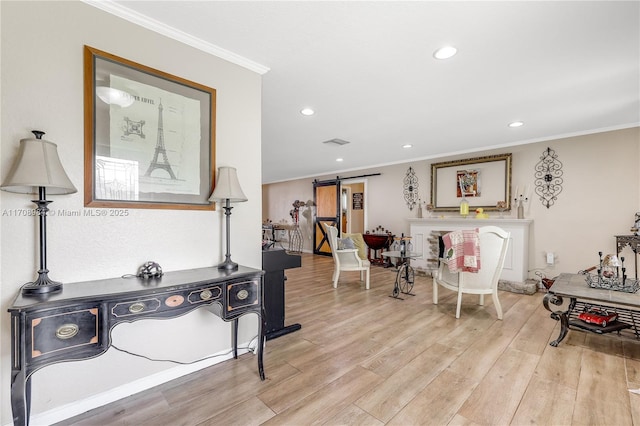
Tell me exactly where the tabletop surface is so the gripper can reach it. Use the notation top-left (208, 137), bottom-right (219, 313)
top-left (381, 251), bottom-right (422, 259)
top-left (550, 273), bottom-right (640, 309)
top-left (9, 265), bottom-right (263, 311)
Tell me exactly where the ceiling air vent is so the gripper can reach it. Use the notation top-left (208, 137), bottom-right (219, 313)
top-left (322, 138), bottom-right (350, 146)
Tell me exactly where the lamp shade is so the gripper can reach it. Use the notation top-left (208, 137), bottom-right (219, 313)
top-left (209, 166), bottom-right (247, 202)
top-left (1, 134), bottom-right (77, 195)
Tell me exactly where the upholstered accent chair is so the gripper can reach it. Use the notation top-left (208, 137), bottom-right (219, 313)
top-left (323, 223), bottom-right (371, 289)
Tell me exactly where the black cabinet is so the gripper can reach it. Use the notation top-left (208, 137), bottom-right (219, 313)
top-left (262, 248), bottom-right (301, 340)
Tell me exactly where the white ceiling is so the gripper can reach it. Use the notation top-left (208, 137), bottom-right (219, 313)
top-left (97, 1), bottom-right (639, 183)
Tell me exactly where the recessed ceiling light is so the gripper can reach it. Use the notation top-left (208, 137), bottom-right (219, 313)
top-left (336, 158), bottom-right (344, 162)
top-left (433, 46), bottom-right (457, 60)
top-left (509, 121), bottom-right (524, 128)
top-left (403, 144), bottom-right (413, 149)
top-left (300, 108), bottom-right (315, 116)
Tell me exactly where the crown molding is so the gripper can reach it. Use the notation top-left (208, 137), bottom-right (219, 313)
top-left (82, 0), bottom-right (270, 75)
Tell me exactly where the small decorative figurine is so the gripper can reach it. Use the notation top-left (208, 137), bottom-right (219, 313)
top-left (496, 200), bottom-right (507, 218)
top-left (631, 212), bottom-right (640, 236)
top-left (425, 203), bottom-right (434, 217)
top-left (601, 254), bottom-right (621, 278)
top-left (475, 208), bottom-right (489, 219)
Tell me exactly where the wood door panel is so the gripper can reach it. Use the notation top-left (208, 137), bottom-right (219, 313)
top-left (316, 185), bottom-right (337, 217)
top-left (315, 220), bottom-right (335, 254)
top-left (313, 180), bottom-right (340, 255)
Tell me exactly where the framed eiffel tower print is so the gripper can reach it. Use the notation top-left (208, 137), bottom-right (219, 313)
top-left (83, 46), bottom-right (216, 210)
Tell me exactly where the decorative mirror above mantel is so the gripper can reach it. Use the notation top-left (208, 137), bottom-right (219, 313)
top-left (430, 153), bottom-right (512, 212)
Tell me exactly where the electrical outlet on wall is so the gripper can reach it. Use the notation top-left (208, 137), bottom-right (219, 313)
top-left (546, 252), bottom-right (555, 265)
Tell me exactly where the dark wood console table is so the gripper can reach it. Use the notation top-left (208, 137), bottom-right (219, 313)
top-left (9, 266), bottom-right (265, 426)
top-left (543, 273), bottom-right (640, 346)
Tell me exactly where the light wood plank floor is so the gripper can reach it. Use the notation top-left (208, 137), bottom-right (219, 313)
top-left (57, 253), bottom-right (640, 425)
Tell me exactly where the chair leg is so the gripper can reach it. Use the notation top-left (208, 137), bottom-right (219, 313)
top-left (332, 268), bottom-right (339, 288)
top-left (479, 294), bottom-right (485, 306)
top-left (456, 290), bottom-right (463, 319)
top-left (432, 279), bottom-right (439, 305)
top-left (492, 291), bottom-right (503, 320)
top-left (365, 269), bottom-right (370, 290)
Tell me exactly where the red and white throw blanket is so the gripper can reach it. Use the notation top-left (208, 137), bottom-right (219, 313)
top-left (442, 229), bottom-right (481, 273)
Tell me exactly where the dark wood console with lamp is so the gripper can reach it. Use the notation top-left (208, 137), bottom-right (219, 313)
top-left (8, 266), bottom-right (265, 426)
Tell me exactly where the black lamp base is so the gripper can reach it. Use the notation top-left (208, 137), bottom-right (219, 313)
top-left (21, 272), bottom-right (62, 296)
top-left (217, 258), bottom-right (239, 271)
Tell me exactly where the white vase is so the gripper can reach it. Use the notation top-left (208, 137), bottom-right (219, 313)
top-left (517, 200), bottom-right (524, 219)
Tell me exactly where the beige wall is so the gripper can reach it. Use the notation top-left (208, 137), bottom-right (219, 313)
top-left (1, 2), bottom-right (262, 424)
top-left (264, 127), bottom-right (640, 277)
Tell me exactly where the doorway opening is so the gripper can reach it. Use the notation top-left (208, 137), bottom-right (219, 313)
top-left (313, 177), bottom-right (368, 255)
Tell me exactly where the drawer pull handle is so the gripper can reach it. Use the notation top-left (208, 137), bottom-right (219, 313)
top-left (237, 289), bottom-right (249, 300)
top-left (56, 324), bottom-right (79, 340)
top-left (128, 303), bottom-right (145, 313)
top-left (201, 290), bottom-right (213, 300)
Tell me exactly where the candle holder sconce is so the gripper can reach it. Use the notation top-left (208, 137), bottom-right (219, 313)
top-left (584, 251), bottom-right (639, 293)
top-left (514, 194), bottom-right (528, 219)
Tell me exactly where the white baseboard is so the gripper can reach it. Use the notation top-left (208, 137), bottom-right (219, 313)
top-left (26, 345), bottom-right (252, 426)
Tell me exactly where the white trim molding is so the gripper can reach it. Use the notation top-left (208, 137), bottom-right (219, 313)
top-left (82, 0), bottom-right (270, 75)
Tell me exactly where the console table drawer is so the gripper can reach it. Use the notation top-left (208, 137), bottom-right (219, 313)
top-left (111, 298), bottom-right (162, 318)
top-left (188, 285), bottom-right (222, 304)
top-left (28, 306), bottom-right (100, 360)
top-left (227, 279), bottom-right (259, 312)
top-left (110, 284), bottom-right (224, 318)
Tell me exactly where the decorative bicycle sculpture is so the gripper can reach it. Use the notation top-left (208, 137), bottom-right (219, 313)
top-left (383, 234), bottom-right (419, 300)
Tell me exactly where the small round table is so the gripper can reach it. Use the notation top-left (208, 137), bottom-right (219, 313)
top-left (382, 250), bottom-right (422, 299)
top-left (362, 233), bottom-right (394, 266)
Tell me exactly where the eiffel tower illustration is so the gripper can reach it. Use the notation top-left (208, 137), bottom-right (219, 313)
top-left (145, 99), bottom-right (177, 179)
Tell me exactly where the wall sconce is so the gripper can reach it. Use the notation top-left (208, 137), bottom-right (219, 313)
top-left (209, 167), bottom-right (247, 271)
top-left (1, 131), bottom-right (77, 296)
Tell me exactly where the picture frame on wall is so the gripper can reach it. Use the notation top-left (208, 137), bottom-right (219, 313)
top-left (430, 153), bottom-right (512, 212)
top-left (83, 45), bottom-right (216, 210)
top-left (352, 193), bottom-right (363, 210)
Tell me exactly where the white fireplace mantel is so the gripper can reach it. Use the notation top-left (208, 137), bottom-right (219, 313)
top-left (408, 218), bottom-right (533, 283)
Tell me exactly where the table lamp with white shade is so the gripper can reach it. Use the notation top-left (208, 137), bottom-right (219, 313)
top-left (1, 130), bottom-right (77, 296)
top-left (209, 166), bottom-right (247, 271)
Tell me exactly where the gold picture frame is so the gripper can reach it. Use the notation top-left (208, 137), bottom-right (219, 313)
top-left (430, 153), bottom-right (512, 212)
top-left (84, 46), bottom-right (216, 210)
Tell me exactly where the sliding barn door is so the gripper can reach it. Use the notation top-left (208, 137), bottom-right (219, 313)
top-left (313, 179), bottom-right (341, 255)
